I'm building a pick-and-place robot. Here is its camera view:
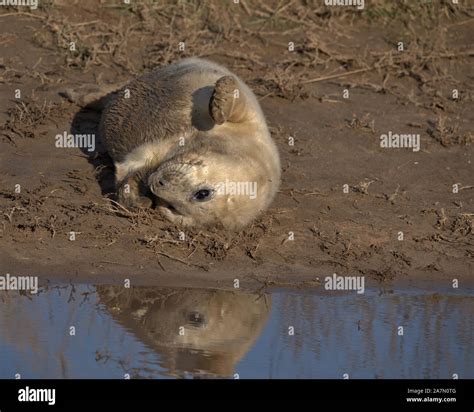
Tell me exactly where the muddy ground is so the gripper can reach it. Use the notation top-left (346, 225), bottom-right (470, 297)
top-left (0, 0), bottom-right (473, 290)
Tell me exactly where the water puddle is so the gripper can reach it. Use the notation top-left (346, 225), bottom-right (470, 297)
top-left (0, 282), bottom-right (472, 378)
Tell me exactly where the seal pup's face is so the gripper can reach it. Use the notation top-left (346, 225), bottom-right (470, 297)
top-left (148, 153), bottom-right (270, 229)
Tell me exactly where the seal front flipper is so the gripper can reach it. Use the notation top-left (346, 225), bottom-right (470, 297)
top-left (209, 76), bottom-right (249, 125)
top-left (117, 171), bottom-right (153, 209)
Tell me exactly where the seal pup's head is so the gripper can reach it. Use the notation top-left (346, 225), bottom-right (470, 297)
top-left (147, 146), bottom-right (279, 229)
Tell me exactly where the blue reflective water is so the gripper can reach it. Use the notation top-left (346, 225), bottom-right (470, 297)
top-left (0, 283), bottom-right (472, 378)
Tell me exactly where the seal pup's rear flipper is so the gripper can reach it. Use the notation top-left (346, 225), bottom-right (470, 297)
top-left (60, 82), bottom-right (126, 111)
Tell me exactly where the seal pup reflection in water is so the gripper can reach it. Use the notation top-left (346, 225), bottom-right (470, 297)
top-left (99, 58), bottom-right (281, 229)
top-left (96, 285), bottom-right (271, 378)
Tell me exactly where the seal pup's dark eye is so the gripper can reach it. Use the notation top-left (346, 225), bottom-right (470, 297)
top-left (187, 311), bottom-right (207, 327)
top-left (192, 188), bottom-right (214, 202)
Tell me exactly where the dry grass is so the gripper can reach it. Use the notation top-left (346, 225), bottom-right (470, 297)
top-left (427, 115), bottom-right (473, 147)
top-left (1, 98), bottom-right (68, 142)
top-left (1, 0), bottom-right (472, 102)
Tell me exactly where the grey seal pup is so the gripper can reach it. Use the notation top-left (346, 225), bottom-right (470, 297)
top-left (99, 58), bottom-right (281, 229)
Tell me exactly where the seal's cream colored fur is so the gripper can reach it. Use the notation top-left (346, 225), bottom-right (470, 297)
top-left (99, 58), bottom-right (280, 229)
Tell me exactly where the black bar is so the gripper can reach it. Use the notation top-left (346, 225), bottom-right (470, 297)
top-left (0, 380), bottom-right (472, 408)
